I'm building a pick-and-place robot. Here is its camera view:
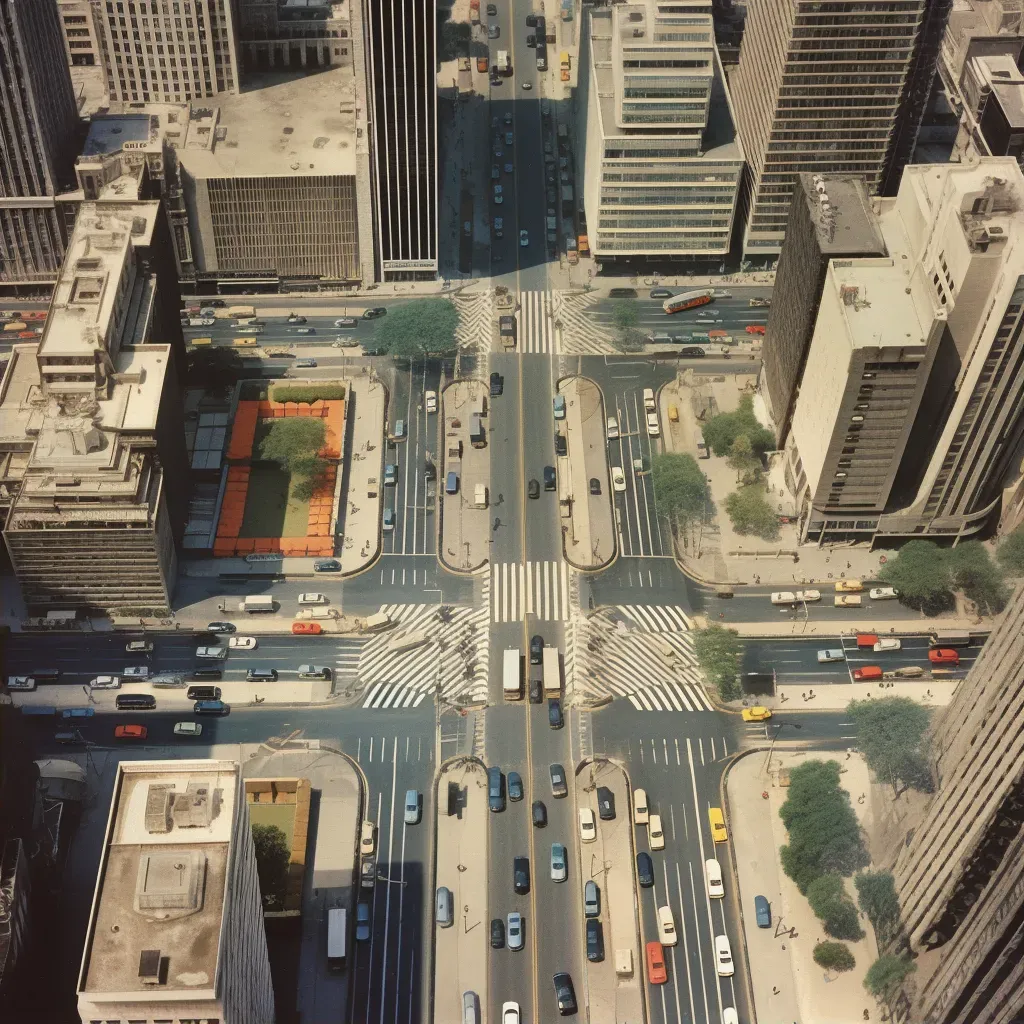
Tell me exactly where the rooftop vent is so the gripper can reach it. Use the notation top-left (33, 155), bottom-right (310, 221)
top-left (171, 782), bottom-right (214, 829)
top-left (138, 949), bottom-right (162, 985)
top-left (144, 784), bottom-right (174, 833)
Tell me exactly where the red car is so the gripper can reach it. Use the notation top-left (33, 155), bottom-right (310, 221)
top-left (853, 666), bottom-right (883, 681)
top-left (114, 724), bottom-right (147, 740)
top-left (928, 648), bottom-right (959, 666)
top-left (646, 941), bottom-right (667, 984)
top-left (746, 324), bottom-right (766, 335)
top-left (855, 633), bottom-right (878, 648)
top-left (292, 621), bottom-right (322, 635)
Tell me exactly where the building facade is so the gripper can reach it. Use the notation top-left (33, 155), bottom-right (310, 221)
top-left (729, 0), bottom-right (947, 258)
top-left (785, 158), bottom-right (1024, 546)
top-left (0, 0), bottom-right (81, 293)
top-left (91, 0), bottom-right (241, 103)
top-left (57, 0), bottom-right (103, 67)
top-left (762, 174), bottom-right (887, 444)
top-left (890, 584), bottom-right (1024, 1024)
top-left (360, 0), bottom-right (437, 280)
top-left (77, 759), bottom-right (274, 1024)
top-left (236, 0), bottom-right (353, 73)
top-left (0, 200), bottom-right (188, 614)
top-left (577, 0), bottom-right (743, 266)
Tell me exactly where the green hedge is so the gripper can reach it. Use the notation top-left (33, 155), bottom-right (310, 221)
top-left (270, 384), bottom-right (347, 403)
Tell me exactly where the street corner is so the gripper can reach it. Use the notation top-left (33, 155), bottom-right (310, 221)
top-left (574, 758), bottom-right (644, 1024)
top-left (340, 375), bottom-right (388, 576)
top-left (557, 375), bottom-right (617, 572)
top-left (438, 378), bottom-right (492, 574)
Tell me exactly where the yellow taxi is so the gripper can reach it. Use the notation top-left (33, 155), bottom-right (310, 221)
top-left (741, 706), bottom-right (772, 722)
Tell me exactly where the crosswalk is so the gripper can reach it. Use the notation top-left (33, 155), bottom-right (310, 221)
top-left (573, 608), bottom-right (715, 712)
top-left (491, 560), bottom-right (571, 622)
top-left (357, 601), bottom-right (490, 709)
top-left (454, 292), bottom-right (493, 355)
top-left (555, 291), bottom-right (617, 355)
top-left (519, 290), bottom-right (557, 354)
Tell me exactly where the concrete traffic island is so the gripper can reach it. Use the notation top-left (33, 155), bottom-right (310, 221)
top-left (433, 759), bottom-right (490, 1024)
top-left (574, 758), bottom-right (644, 1023)
top-left (557, 376), bottom-right (617, 571)
top-left (439, 379), bottom-right (492, 573)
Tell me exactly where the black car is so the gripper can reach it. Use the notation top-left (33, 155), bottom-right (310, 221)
top-left (549, 763), bottom-right (567, 797)
top-left (186, 685), bottom-right (222, 701)
top-left (526, 12), bottom-right (537, 25)
top-left (543, 466), bottom-right (556, 490)
top-left (490, 73), bottom-right (503, 86)
top-left (530, 634), bottom-right (544, 664)
top-left (553, 972), bottom-right (577, 1016)
top-left (191, 667), bottom-right (223, 680)
top-left (514, 855), bottom-right (530, 894)
top-left (528, 478), bottom-right (540, 499)
top-left (206, 621), bottom-right (235, 634)
top-left (208, 299), bottom-right (226, 307)
top-left (554, 433), bottom-right (567, 456)
top-left (548, 698), bottom-right (563, 729)
top-left (586, 919), bottom-right (604, 962)
top-left (488, 765), bottom-right (505, 812)
top-left (532, 800), bottom-right (547, 827)
top-left (313, 558), bottom-right (342, 572)
top-left (363, 307), bottom-right (387, 319)
top-left (490, 371), bottom-right (504, 396)
top-left (679, 346), bottom-right (706, 359)
top-left (529, 675), bottom-right (543, 703)
top-left (490, 918), bottom-right (506, 948)
top-left (597, 786), bottom-right (615, 820)
top-left (636, 851), bottom-right (654, 887)
top-left (508, 771), bottom-right (524, 802)
top-left (589, 477), bottom-right (601, 496)
top-left (650, 288), bottom-right (673, 299)
top-left (609, 287), bottom-right (638, 298)
top-left (486, 2), bottom-right (497, 12)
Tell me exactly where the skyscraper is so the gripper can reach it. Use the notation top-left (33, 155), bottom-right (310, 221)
top-left (891, 583), bottom-right (1024, 1023)
top-left (0, 0), bottom-right (80, 290)
top-left (359, 0), bottom-right (437, 281)
top-left (729, 0), bottom-right (950, 258)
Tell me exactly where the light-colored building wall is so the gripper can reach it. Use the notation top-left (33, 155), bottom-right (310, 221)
top-left (58, 0), bottom-right (102, 67)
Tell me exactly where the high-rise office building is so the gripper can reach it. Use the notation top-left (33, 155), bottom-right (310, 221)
top-left (57, 0), bottom-right (103, 67)
top-left (91, 0), bottom-right (241, 103)
top-left (0, 0), bottom-right (80, 291)
top-left (784, 157), bottom-right (1024, 546)
top-left (577, 0), bottom-right (744, 266)
top-left (359, 0), bottom-right (437, 281)
top-left (77, 759), bottom-right (274, 1024)
top-left (729, 0), bottom-right (949, 258)
top-left (891, 583), bottom-right (1024, 1024)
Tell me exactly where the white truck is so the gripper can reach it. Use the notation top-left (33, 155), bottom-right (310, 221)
top-left (327, 908), bottom-right (347, 971)
top-left (543, 646), bottom-right (561, 697)
top-left (503, 648), bottom-right (522, 700)
top-left (238, 595), bottom-right (275, 613)
top-left (496, 49), bottom-right (511, 74)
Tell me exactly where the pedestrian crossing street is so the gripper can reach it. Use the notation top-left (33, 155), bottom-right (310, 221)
top-left (354, 601), bottom-right (490, 709)
top-left (519, 290), bottom-right (557, 355)
top-left (454, 291), bottom-right (493, 355)
top-left (574, 607), bottom-right (715, 712)
top-left (490, 560), bottom-right (571, 622)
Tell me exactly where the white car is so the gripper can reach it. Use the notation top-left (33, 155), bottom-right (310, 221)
top-left (706, 858), bottom-right (724, 898)
top-left (502, 1001), bottom-right (521, 1024)
top-left (425, 390), bottom-right (437, 414)
top-left (607, 416), bottom-right (619, 440)
top-left (870, 586), bottom-right (899, 600)
top-left (520, 229), bottom-right (529, 247)
top-left (193, 317), bottom-right (215, 326)
top-left (722, 1011), bottom-right (739, 1024)
top-left (715, 934), bottom-right (734, 976)
top-left (649, 813), bottom-right (665, 850)
top-left (612, 466), bottom-right (626, 492)
top-left (123, 665), bottom-right (150, 680)
top-left (579, 807), bottom-right (596, 843)
top-left (817, 649), bottom-right (846, 663)
top-left (633, 787), bottom-right (649, 825)
top-left (173, 722), bottom-right (203, 737)
top-left (874, 637), bottom-right (902, 652)
top-left (7, 676), bottom-right (36, 691)
top-left (89, 675), bottom-right (121, 689)
top-left (360, 819), bottom-right (375, 856)
top-left (796, 589), bottom-right (821, 602)
top-left (646, 411), bottom-right (660, 437)
top-left (125, 640), bottom-right (153, 654)
top-left (297, 592), bottom-right (328, 605)
top-left (229, 636), bottom-right (258, 650)
top-left (770, 591), bottom-right (797, 605)
top-left (658, 905), bottom-right (678, 946)
top-left (493, 184), bottom-right (504, 204)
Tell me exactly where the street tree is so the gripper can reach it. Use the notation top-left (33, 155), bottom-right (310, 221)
top-left (724, 486), bottom-right (779, 541)
top-left (692, 624), bottom-right (742, 701)
top-left (252, 823), bottom-right (290, 910)
top-left (848, 697), bottom-right (933, 795)
top-left (702, 395), bottom-right (776, 457)
top-left (651, 452), bottom-right (709, 535)
top-left (807, 873), bottom-right (864, 941)
top-left (948, 540), bottom-right (1008, 614)
top-left (864, 954), bottom-right (916, 1002)
top-left (186, 346), bottom-right (243, 395)
top-left (878, 540), bottom-right (955, 613)
top-left (854, 871), bottom-right (902, 943)
top-left (996, 523), bottom-right (1024, 575)
top-left (727, 433), bottom-right (762, 485)
top-left (610, 299), bottom-right (639, 332)
top-left (813, 941), bottom-right (856, 973)
top-left (372, 298), bottom-right (459, 358)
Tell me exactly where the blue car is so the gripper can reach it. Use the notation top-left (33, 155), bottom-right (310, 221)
top-left (754, 895), bottom-right (772, 928)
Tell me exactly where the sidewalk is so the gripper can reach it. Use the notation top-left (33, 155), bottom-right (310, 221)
top-left (774, 679), bottom-right (959, 710)
top-left (726, 751), bottom-right (880, 1024)
top-left (559, 376), bottom-right (616, 570)
top-left (575, 759), bottom-right (644, 1024)
top-left (702, 615), bottom-right (992, 636)
top-left (339, 374), bottom-right (387, 575)
top-left (439, 378), bottom-right (491, 573)
top-left (434, 759), bottom-right (489, 1024)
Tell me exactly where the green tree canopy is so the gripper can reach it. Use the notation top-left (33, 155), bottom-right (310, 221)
top-left (187, 346), bottom-right (243, 395)
top-left (813, 941), bottom-right (856, 973)
top-left (855, 871), bottom-right (902, 943)
top-left (996, 524), bottom-right (1024, 575)
top-left (948, 540), bottom-right (1008, 614)
top-left (779, 760), bottom-right (869, 893)
top-left (612, 327), bottom-right (646, 353)
top-left (692, 624), bottom-right (742, 701)
top-left (702, 395), bottom-right (776, 457)
top-left (257, 418), bottom-right (329, 499)
top-left (252, 822), bottom-right (290, 909)
top-left (651, 452), bottom-right (709, 530)
top-left (727, 433), bottom-right (762, 485)
top-left (610, 300), bottom-right (639, 331)
top-left (372, 298), bottom-right (459, 358)
top-left (724, 486), bottom-right (780, 541)
top-left (848, 697), bottom-right (933, 795)
top-left (807, 873), bottom-right (865, 941)
top-left (864, 954), bottom-right (917, 1001)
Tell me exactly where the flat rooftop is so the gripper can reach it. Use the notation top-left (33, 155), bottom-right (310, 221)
top-left (178, 67), bottom-right (358, 180)
top-left (82, 114), bottom-right (155, 158)
top-left (797, 174), bottom-right (887, 255)
top-left (79, 761), bottom-right (239, 1000)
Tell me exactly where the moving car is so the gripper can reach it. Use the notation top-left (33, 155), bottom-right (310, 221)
top-left (548, 698), bottom-right (563, 729)
top-left (382, 508), bottom-right (395, 532)
top-left (520, 230), bottom-right (529, 247)
top-left (363, 307), bottom-right (387, 319)
top-left (648, 813), bottom-right (665, 850)
top-left (874, 638), bottom-right (902, 652)
top-left (636, 851), bottom-right (654, 887)
top-left (579, 807), bottom-right (596, 843)
top-left (501, 1002), bottom-right (520, 1024)
top-left (493, 184), bottom-right (504, 204)
top-left (650, 288), bottom-right (673, 299)
top-left (490, 371), bottom-right (504, 396)
top-left (384, 464), bottom-right (397, 486)
top-left (553, 973), bottom-right (577, 1016)
top-left (508, 771), bottom-right (524, 801)
top-left (853, 666), bottom-right (883, 681)
top-left (706, 858), bottom-right (724, 898)
top-left (589, 477), bottom-right (601, 495)
top-left (530, 634), bottom-right (544, 664)
top-left (292, 621), bottom-right (322, 635)
top-left (817, 649), bottom-right (845, 663)
top-left (436, 886), bottom-right (453, 926)
top-left (929, 648), bottom-right (960, 665)
top-left (741, 706), bottom-right (772, 722)
top-left (298, 592), bottom-right (329, 605)
top-left (296, 327), bottom-right (315, 335)
top-left (334, 317), bottom-right (358, 328)
top-left (125, 640), bottom-right (153, 654)
top-left (835, 595), bottom-right (862, 607)
top-left (607, 416), bottom-right (619, 439)
top-left (544, 466), bottom-right (556, 490)
top-left (425, 390), bottom-right (437, 413)
top-left (797, 589), bottom-right (821, 602)
top-left (193, 699), bottom-right (230, 715)
top-left (507, 911), bottom-right (524, 950)
top-left (404, 789), bottom-right (421, 824)
top-left (550, 842), bottom-right (567, 882)
top-left (114, 724), bottom-right (147, 740)
top-left (633, 788), bottom-right (649, 824)
top-left (612, 466), bottom-right (626, 492)
top-left (173, 721), bottom-right (203, 737)
top-left (355, 902), bottom-right (371, 942)
top-left (528, 478), bottom-right (540, 499)
top-left (835, 579), bottom-right (864, 592)
top-left (196, 646), bottom-right (227, 659)
top-left (6, 676), bottom-right (35, 691)
top-left (229, 635), bottom-right (257, 649)
top-left (206, 621), bottom-right (236, 633)
top-left (715, 935), bottom-right (734, 976)
top-left (586, 919), bottom-right (604, 962)
top-left (89, 675), bottom-right (121, 689)
top-left (657, 905), bottom-right (677, 946)
top-left (870, 586), bottom-right (899, 600)
top-left (123, 665), bottom-right (150, 680)
top-left (313, 558), bottom-right (342, 572)
top-left (187, 685), bottom-right (221, 701)
top-left (646, 411), bottom-right (660, 437)
top-left (549, 763), bottom-right (567, 797)
top-left (514, 856), bottom-right (530, 894)
top-left (360, 819), bottom-right (376, 855)
top-left (533, 800), bottom-right (547, 827)
top-left (584, 880), bottom-right (600, 917)
top-left (646, 940), bottom-right (668, 984)
top-left (491, 918), bottom-right (505, 948)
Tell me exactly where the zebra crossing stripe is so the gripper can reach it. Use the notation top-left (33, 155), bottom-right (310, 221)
top-left (615, 604), bottom-right (692, 632)
top-left (520, 290), bottom-right (555, 354)
top-left (492, 560), bottom-right (570, 621)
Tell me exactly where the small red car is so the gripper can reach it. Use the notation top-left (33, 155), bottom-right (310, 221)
top-left (928, 648), bottom-right (959, 666)
top-left (292, 621), bottom-right (322, 635)
top-left (646, 941), bottom-right (667, 984)
top-left (746, 324), bottom-right (766, 335)
top-left (855, 633), bottom-right (878, 649)
top-left (853, 666), bottom-right (883, 681)
top-left (114, 724), bottom-right (147, 740)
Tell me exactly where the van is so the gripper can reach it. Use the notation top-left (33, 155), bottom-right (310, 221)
top-left (462, 991), bottom-right (479, 1024)
top-left (362, 612), bottom-right (394, 633)
top-left (472, 483), bottom-right (489, 508)
top-left (246, 668), bottom-right (278, 681)
top-left (643, 388), bottom-right (656, 412)
top-left (436, 886), bottom-right (453, 927)
top-left (708, 807), bottom-right (728, 842)
top-left (445, 471), bottom-right (459, 495)
top-left (298, 665), bottom-right (331, 679)
top-left (488, 765), bottom-right (505, 812)
top-left (115, 693), bottom-right (156, 710)
top-left (32, 668), bottom-right (61, 683)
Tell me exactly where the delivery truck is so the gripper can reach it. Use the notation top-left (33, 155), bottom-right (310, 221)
top-left (543, 646), bottom-right (561, 697)
top-left (503, 648), bottom-right (522, 700)
top-left (327, 908), bottom-right (347, 970)
top-left (239, 595), bottom-right (276, 613)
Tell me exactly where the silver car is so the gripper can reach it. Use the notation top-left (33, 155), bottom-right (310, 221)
top-left (507, 911), bottom-right (524, 950)
top-left (550, 842), bottom-right (567, 882)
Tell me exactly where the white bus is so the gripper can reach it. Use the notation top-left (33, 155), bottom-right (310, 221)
top-left (663, 288), bottom-right (714, 314)
top-left (543, 646), bottom-right (561, 697)
top-left (327, 908), bottom-right (347, 970)
top-left (503, 648), bottom-right (522, 700)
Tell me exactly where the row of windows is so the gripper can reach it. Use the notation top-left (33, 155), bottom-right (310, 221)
top-left (651, 31), bottom-right (712, 42)
top-left (623, 85), bottom-right (709, 98)
top-left (603, 170), bottom-right (738, 182)
top-left (601, 190), bottom-right (736, 203)
top-left (599, 236), bottom-right (728, 251)
top-left (598, 215), bottom-right (732, 228)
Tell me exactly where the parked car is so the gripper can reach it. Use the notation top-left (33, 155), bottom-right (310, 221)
top-left (363, 307), bottom-right (387, 319)
top-left (206, 620), bottom-right (235, 633)
top-left (229, 636), bottom-right (257, 649)
top-left (657, 905), bottom-right (678, 946)
top-left (636, 851), bottom-right (655, 887)
top-left (425, 390), bottom-right (437, 413)
top-left (125, 640), bottom-right (153, 654)
top-left (355, 902), bottom-right (371, 941)
top-left (553, 973), bottom-right (577, 1016)
top-left (123, 666), bottom-right (150, 680)
top-left (508, 771), bottom-right (523, 801)
top-left (528, 478), bottom-right (540, 499)
top-left (6, 676), bottom-right (35, 691)
top-left (612, 466), bottom-right (626, 492)
top-left (579, 807), bottom-right (596, 843)
top-left (929, 648), bottom-right (960, 665)
top-left (589, 477), bottom-right (601, 495)
top-left (532, 799), bottom-right (547, 827)
top-left (292, 621), bottom-right (322, 635)
top-left (548, 698), bottom-right (563, 729)
top-left (853, 666), bottom-right (883, 681)
top-left (650, 288), bottom-right (673, 299)
top-left (754, 894), bottom-right (772, 927)
top-left (870, 586), bottom-right (899, 600)
top-left (89, 675), bottom-right (121, 689)
top-left (114, 724), bottom-right (147, 740)
top-left (514, 856), bottom-right (530, 894)
top-left (874, 638), bottom-right (902, 652)
top-left (584, 880), bottom-right (600, 917)
top-left (193, 699), bottom-right (230, 715)
top-left (187, 685), bottom-right (221, 701)
top-left (633, 788), bottom-right (649, 824)
top-left (549, 763), bottom-right (567, 797)
top-left (490, 918), bottom-right (506, 948)
top-left (313, 558), bottom-right (341, 572)
top-left (597, 786), bottom-right (615, 820)
top-left (835, 579), bottom-right (864, 592)
top-left (334, 317), bottom-right (358, 328)
top-left (586, 918), bottom-right (604, 962)
top-left (706, 858), bottom-right (724, 898)
top-left (360, 819), bottom-right (376, 855)
top-left (649, 813), bottom-right (665, 850)
top-left (196, 646), bottom-right (227, 659)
